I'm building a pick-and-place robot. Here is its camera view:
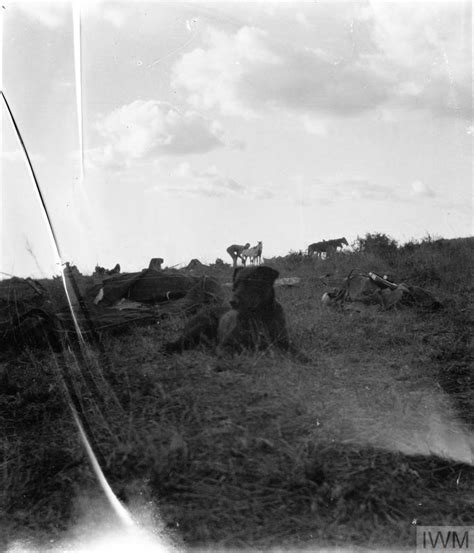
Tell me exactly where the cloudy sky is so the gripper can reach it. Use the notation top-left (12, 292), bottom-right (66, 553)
top-left (1, 1), bottom-right (472, 278)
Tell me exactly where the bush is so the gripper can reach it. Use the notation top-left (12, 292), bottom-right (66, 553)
top-left (354, 233), bottom-right (399, 265)
top-left (396, 236), bottom-right (473, 294)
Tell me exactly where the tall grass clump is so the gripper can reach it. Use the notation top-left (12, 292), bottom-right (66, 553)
top-left (397, 235), bottom-right (473, 295)
top-left (353, 233), bottom-right (399, 266)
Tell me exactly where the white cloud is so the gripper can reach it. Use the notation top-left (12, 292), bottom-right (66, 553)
top-left (14, 2), bottom-right (67, 28)
top-left (172, 4), bottom-right (471, 123)
top-left (296, 176), bottom-right (439, 206)
top-left (160, 162), bottom-right (245, 198)
top-left (410, 180), bottom-right (436, 199)
top-left (295, 176), bottom-right (399, 206)
top-left (171, 24), bottom-right (389, 119)
top-left (57, 80), bottom-right (74, 89)
top-left (81, 3), bottom-right (130, 28)
top-left (2, 150), bottom-right (24, 163)
top-left (295, 11), bottom-right (310, 27)
top-left (102, 5), bottom-right (127, 28)
top-left (324, 178), bottom-right (396, 203)
top-left (363, 2), bottom-right (471, 118)
top-left (300, 114), bottom-right (328, 136)
top-left (171, 26), bottom-right (279, 118)
top-left (89, 100), bottom-right (225, 171)
top-left (146, 161), bottom-right (275, 201)
top-left (251, 186), bottom-right (276, 200)
top-left (1, 150), bottom-right (45, 164)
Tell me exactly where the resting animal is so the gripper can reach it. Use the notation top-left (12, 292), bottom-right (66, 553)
top-left (148, 258), bottom-right (164, 271)
top-left (164, 265), bottom-right (293, 356)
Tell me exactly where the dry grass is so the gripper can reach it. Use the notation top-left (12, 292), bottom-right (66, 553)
top-left (0, 236), bottom-right (473, 551)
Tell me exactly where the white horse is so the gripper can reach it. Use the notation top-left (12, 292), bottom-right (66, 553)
top-left (241, 241), bottom-right (263, 265)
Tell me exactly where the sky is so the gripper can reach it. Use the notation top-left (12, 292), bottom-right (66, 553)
top-left (1, 0), bottom-right (472, 278)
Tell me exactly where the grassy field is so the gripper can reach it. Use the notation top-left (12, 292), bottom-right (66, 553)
top-left (1, 235), bottom-right (473, 551)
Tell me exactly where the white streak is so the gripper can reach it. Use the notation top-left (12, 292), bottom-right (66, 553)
top-left (72, 1), bottom-right (84, 182)
top-left (72, 408), bottom-right (135, 527)
top-left (0, 4), bottom-right (4, 275)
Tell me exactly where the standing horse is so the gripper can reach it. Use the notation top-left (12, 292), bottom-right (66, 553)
top-left (308, 237), bottom-right (348, 258)
top-left (241, 241), bottom-right (263, 265)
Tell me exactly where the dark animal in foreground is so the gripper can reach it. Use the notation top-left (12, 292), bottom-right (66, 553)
top-left (226, 243), bottom-right (250, 267)
top-left (218, 264), bottom-right (288, 354)
top-left (165, 265), bottom-right (295, 356)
